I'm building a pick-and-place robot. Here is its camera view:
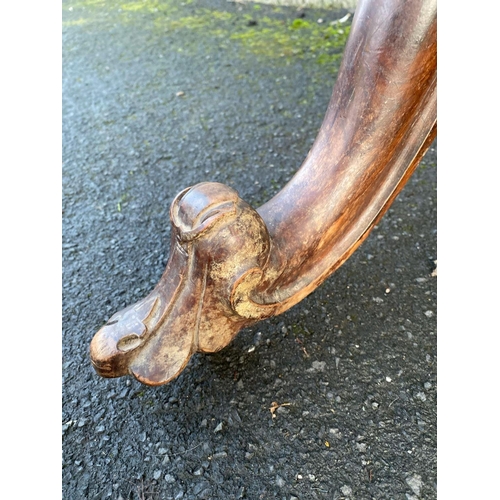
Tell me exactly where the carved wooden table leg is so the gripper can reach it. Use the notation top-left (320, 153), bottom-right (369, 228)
top-left (90, 0), bottom-right (437, 386)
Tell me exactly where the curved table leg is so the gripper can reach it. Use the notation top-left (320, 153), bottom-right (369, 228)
top-left (90, 0), bottom-right (437, 386)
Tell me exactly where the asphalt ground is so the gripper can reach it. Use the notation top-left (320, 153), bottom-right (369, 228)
top-left (62, 1), bottom-right (437, 498)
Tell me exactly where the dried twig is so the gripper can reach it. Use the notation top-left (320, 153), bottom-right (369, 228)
top-left (269, 401), bottom-right (291, 418)
top-left (295, 337), bottom-right (310, 358)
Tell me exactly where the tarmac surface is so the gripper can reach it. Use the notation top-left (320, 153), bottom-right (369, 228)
top-left (62, 1), bottom-right (437, 498)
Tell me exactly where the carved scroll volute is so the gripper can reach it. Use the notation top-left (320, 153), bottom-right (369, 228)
top-left (169, 182), bottom-right (276, 350)
top-left (90, 183), bottom-right (277, 385)
top-left (90, 0), bottom-right (437, 386)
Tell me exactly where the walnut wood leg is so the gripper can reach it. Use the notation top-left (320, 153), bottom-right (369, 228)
top-left (90, 0), bottom-right (437, 386)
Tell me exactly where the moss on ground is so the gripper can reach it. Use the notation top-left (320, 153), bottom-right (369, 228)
top-left (63, 0), bottom-right (351, 72)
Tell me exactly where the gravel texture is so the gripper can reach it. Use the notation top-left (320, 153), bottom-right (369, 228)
top-left (62, 1), bottom-right (437, 498)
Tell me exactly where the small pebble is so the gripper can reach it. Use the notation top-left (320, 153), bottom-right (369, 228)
top-left (341, 485), bottom-right (352, 497)
top-left (164, 474), bottom-right (175, 483)
top-left (276, 405), bottom-right (289, 415)
top-left (329, 428), bottom-right (341, 438)
top-left (309, 361), bottom-right (326, 372)
top-left (415, 392), bottom-right (427, 402)
top-left (406, 474), bottom-right (423, 496)
top-left (153, 470), bottom-right (161, 480)
top-left (356, 442), bottom-right (367, 453)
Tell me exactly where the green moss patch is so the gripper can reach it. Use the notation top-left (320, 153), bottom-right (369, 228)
top-left (63, 0), bottom-right (351, 71)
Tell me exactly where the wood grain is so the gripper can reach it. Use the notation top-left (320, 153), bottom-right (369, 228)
top-left (90, 0), bottom-right (437, 386)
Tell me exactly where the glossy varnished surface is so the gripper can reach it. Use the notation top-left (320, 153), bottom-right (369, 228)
top-left (257, 0), bottom-right (437, 310)
top-left (90, 0), bottom-right (437, 386)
